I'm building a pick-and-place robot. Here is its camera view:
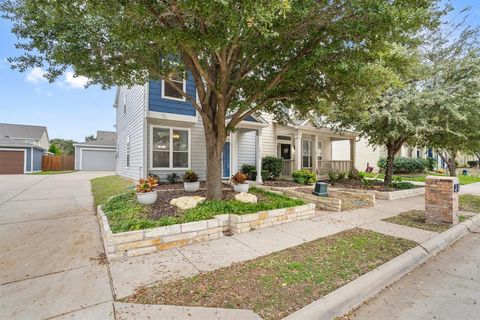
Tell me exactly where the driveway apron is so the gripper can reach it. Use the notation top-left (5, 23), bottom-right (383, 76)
top-left (0, 172), bottom-right (115, 320)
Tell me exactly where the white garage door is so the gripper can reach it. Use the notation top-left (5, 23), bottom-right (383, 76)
top-left (81, 149), bottom-right (116, 171)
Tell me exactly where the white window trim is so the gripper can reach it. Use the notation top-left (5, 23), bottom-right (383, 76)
top-left (150, 125), bottom-right (191, 170)
top-left (161, 76), bottom-right (187, 102)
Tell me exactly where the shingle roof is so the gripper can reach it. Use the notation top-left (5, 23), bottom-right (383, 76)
top-left (0, 123), bottom-right (47, 140)
top-left (76, 130), bottom-right (116, 146)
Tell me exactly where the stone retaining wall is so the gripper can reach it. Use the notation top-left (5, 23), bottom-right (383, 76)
top-left (329, 186), bottom-right (425, 201)
top-left (97, 203), bottom-right (315, 260)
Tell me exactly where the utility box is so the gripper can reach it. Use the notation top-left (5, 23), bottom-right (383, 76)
top-left (312, 182), bottom-right (328, 197)
top-left (425, 176), bottom-right (459, 225)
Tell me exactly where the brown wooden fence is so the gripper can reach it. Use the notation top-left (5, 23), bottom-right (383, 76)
top-left (42, 155), bottom-right (75, 171)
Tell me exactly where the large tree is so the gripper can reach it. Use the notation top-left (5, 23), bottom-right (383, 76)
top-left (49, 138), bottom-right (76, 156)
top-left (2, 0), bottom-right (438, 199)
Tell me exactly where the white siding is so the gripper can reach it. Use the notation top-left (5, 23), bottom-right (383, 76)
top-left (260, 112), bottom-right (277, 157)
top-left (355, 138), bottom-right (381, 171)
top-left (116, 85), bottom-right (146, 180)
top-left (331, 140), bottom-right (350, 160)
top-left (237, 129), bottom-right (256, 169)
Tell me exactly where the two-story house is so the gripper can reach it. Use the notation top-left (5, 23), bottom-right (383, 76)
top-left (0, 123), bottom-right (50, 174)
top-left (114, 75), bottom-right (364, 181)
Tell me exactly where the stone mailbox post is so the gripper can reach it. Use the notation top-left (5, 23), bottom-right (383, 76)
top-left (425, 176), bottom-right (459, 225)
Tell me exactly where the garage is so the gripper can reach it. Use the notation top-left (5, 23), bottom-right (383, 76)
top-left (0, 150), bottom-right (25, 174)
top-left (81, 149), bottom-right (116, 171)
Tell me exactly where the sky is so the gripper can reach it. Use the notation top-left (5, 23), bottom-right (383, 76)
top-left (0, 1), bottom-right (479, 142)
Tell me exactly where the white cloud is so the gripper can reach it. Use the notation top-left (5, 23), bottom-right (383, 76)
top-left (26, 67), bottom-right (47, 83)
top-left (65, 71), bottom-right (89, 89)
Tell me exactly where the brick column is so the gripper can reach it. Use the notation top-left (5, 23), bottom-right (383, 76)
top-left (425, 176), bottom-right (459, 225)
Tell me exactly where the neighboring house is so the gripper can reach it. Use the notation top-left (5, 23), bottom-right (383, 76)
top-left (74, 130), bottom-right (117, 171)
top-left (0, 123), bottom-right (50, 174)
top-left (114, 76), bottom-right (358, 181)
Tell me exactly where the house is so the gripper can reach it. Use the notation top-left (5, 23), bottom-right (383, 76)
top-left (0, 123), bottom-right (49, 174)
top-left (114, 75), bottom-right (358, 181)
top-left (74, 130), bottom-right (117, 171)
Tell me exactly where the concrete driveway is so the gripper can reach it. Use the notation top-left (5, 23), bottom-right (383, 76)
top-left (0, 172), bottom-right (115, 320)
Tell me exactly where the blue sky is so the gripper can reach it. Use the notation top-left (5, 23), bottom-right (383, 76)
top-left (0, 1), bottom-right (479, 142)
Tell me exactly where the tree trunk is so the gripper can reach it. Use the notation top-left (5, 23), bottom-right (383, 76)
top-left (203, 125), bottom-right (227, 200)
top-left (447, 151), bottom-right (457, 177)
top-left (384, 145), bottom-right (396, 186)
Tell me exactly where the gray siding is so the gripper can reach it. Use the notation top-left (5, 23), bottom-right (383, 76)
top-left (32, 148), bottom-right (43, 171)
top-left (116, 85), bottom-right (146, 180)
top-left (237, 129), bottom-right (256, 169)
top-left (147, 117), bottom-right (207, 180)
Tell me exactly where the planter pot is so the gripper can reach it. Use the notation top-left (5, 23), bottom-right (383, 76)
top-left (233, 183), bottom-right (249, 193)
top-left (184, 181), bottom-right (200, 192)
top-left (136, 191), bottom-right (158, 205)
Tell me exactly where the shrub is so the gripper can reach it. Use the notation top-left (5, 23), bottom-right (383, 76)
top-left (292, 169), bottom-right (317, 185)
top-left (391, 181), bottom-right (415, 190)
top-left (378, 157), bottom-right (427, 174)
top-left (262, 156), bottom-right (283, 180)
top-left (467, 160), bottom-right (478, 168)
top-left (348, 169), bottom-right (359, 180)
top-left (337, 172), bottom-right (346, 180)
top-left (426, 157), bottom-right (437, 171)
top-left (250, 169), bottom-right (269, 181)
top-left (166, 173), bottom-right (180, 184)
top-left (183, 170), bottom-right (199, 182)
top-left (241, 164), bottom-right (256, 180)
top-left (135, 177), bottom-right (158, 193)
top-left (231, 172), bottom-right (248, 184)
top-left (328, 170), bottom-right (338, 181)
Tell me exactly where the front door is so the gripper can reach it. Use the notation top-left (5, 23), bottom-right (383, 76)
top-left (279, 144), bottom-right (291, 160)
top-left (222, 142), bottom-right (230, 178)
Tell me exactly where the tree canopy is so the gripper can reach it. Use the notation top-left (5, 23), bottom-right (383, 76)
top-left (49, 138), bottom-right (76, 156)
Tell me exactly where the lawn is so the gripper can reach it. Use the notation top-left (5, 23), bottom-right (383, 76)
top-left (383, 210), bottom-right (450, 233)
top-left (122, 228), bottom-right (416, 320)
top-left (363, 172), bottom-right (480, 185)
top-left (103, 187), bottom-right (305, 233)
top-left (32, 170), bottom-right (75, 175)
top-left (459, 194), bottom-right (480, 213)
top-left (91, 175), bottom-right (134, 206)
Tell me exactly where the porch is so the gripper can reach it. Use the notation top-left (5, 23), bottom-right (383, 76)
top-left (276, 124), bottom-right (356, 177)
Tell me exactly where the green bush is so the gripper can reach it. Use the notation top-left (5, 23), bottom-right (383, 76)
top-left (241, 164), bottom-right (257, 180)
top-left (166, 173), bottom-right (180, 183)
top-left (426, 157), bottom-right (437, 171)
top-left (292, 169), bottom-right (317, 185)
top-left (378, 157), bottom-right (427, 174)
top-left (262, 156), bottom-right (283, 180)
top-left (251, 169), bottom-right (269, 181)
top-left (467, 160), bottom-right (478, 168)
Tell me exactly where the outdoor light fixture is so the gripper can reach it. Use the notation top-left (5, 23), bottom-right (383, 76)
top-left (312, 182), bottom-right (328, 197)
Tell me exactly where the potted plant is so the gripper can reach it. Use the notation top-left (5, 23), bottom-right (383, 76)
top-left (183, 170), bottom-right (200, 192)
top-left (231, 172), bottom-right (249, 193)
top-left (136, 176), bottom-right (159, 205)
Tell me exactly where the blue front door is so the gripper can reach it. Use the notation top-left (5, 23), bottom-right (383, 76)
top-left (222, 142), bottom-right (231, 178)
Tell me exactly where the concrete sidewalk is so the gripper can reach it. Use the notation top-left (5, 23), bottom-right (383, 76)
top-left (0, 172), bottom-right (115, 320)
top-left (349, 228), bottom-right (480, 320)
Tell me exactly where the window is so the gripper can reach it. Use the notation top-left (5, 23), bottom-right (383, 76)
top-left (162, 72), bottom-right (186, 101)
top-left (126, 135), bottom-right (130, 167)
top-left (317, 141), bottom-right (322, 161)
top-left (123, 93), bottom-right (127, 115)
top-left (151, 126), bottom-right (189, 169)
top-left (302, 139), bottom-right (312, 168)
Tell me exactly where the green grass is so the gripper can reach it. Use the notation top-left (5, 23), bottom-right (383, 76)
top-left (122, 228), bottom-right (416, 320)
top-left (459, 194), bottom-right (480, 213)
top-left (32, 170), bottom-right (75, 175)
top-left (103, 187), bottom-right (305, 233)
top-left (363, 172), bottom-right (480, 185)
top-left (90, 175), bottom-right (134, 206)
top-left (383, 210), bottom-right (450, 233)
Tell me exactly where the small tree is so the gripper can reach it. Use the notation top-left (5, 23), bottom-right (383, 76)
top-left (49, 138), bottom-right (76, 156)
top-left (2, 0), bottom-right (438, 199)
top-left (48, 143), bottom-right (62, 155)
top-left (85, 134), bottom-right (96, 142)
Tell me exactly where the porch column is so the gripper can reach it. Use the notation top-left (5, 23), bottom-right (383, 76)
top-left (313, 135), bottom-right (319, 174)
top-left (294, 132), bottom-right (302, 170)
top-left (350, 138), bottom-right (356, 170)
top-left (230, 131), bottom-right (238, 175)
top-left (256, 128), bottom-right (263, 183)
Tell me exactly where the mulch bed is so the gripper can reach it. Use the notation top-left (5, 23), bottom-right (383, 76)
top-left (155, 181), bottom-right (208, 190)
top-left (149, 188), bottom-right (234, 220)
top-left (262, 180), bottom-right (307, 188)
top-left (383, 210), bottom-right (451, 233)
top-left (294, 187), bottom-right (373, 211)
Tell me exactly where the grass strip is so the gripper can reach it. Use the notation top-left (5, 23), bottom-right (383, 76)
top-left (383, 210), bottom-right (450, 233)
top-left (91, 175), bottom-right (134, 206)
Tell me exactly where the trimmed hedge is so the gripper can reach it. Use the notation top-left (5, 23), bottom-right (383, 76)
top-left (378, 157), bottom-right (427, 174)
top-left (262, 156), bottom-right (283, 180)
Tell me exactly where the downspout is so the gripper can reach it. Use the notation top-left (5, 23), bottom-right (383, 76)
top-left (142, 82), bottom-right (149, 179)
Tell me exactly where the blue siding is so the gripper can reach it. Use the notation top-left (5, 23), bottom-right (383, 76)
top-left (149, 73), bottom-right (196, 116)
top-left (26, 148), bottom-right (31, 172)
top-left (32, 148), bottom-right (43, 171)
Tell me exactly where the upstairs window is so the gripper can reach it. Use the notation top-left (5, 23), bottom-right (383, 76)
top-left (162, 72), bottom-right (186, 101)
top-left (151, 126), bottom-right (190, 169)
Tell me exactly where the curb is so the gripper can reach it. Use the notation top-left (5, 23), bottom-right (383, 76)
top-left (284, 214), bottom-right (478, 320)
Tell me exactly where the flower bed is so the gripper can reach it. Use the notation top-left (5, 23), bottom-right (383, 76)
top-left (97, 187), bottom-right (314, 260)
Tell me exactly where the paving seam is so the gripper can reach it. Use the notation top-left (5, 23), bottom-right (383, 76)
top-left (230, 235), bottom-right (264, 256)
top-left (0, 175), bottom-right (50, 207)
top-left (0, 212), bottom-right (95, 226)
top-left (175, 248), bottom-right (202, 273)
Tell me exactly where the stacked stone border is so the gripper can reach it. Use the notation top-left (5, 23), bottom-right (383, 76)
top-left (327, 186), bottom-right (425, 201)
top-left (97, 201), bottom-right (316, 260)
top-left (257, 185), bottom-right (375, 212)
